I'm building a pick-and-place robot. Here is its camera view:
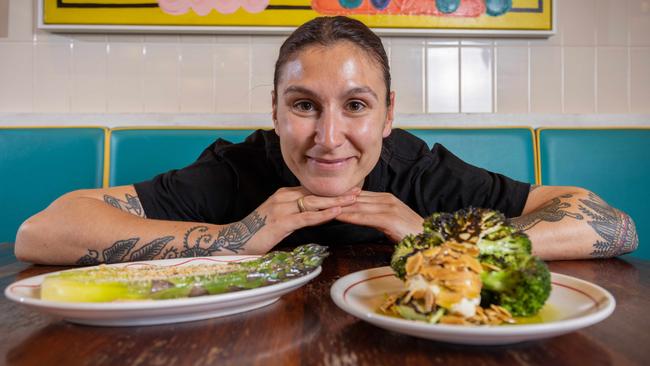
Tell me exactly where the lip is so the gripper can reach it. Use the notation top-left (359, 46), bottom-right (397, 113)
top-left (306, 156), bottom-right (354, 171)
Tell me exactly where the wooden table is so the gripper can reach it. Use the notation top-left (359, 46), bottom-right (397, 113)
top-left (1, 242), bottom-right (648, 366)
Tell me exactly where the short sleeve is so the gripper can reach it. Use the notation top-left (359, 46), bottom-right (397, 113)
top-left (133, 145), bottom-right (238, 224)
top-left (415, 144), bottom-right (530, 218)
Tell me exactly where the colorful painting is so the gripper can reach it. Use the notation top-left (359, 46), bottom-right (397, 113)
top-left (39, 0), bottom-right (555, 36)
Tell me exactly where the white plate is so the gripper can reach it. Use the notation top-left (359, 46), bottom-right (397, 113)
top-left (330, 266), bottom-right (615, 345)
top-left (5, 256), bottom-right (321, 327)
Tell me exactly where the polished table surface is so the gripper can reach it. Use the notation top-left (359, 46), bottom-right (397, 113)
top-left (1, 241), bottom-right (649, 366)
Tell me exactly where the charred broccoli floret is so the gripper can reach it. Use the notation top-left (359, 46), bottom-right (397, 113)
top-left (423, 207), bottom-right (508, 243)
top-left (480, 255), bottom-right (551, 317)
top-left (390, 232), bottom-right (442, 280)
top-left (478, 231), bottom-right (532, 268)
top-left (424, 207), bottom-right (532, 267)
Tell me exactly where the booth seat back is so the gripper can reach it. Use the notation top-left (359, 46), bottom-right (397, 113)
top-left (109, 128), bottom-right (256, 187)
top-left (0, 128), bottom-right (105, 244)
top-left (538, 128), bottom-right (650, 259)
top-left (407, 128), bottom-right (537, 184)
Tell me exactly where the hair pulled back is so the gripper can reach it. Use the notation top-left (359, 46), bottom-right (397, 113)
top-left (273, 16), bottom-right (391, 106)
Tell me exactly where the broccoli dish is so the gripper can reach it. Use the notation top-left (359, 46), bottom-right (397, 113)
top-left (381, 208), bottom-right (551, 326)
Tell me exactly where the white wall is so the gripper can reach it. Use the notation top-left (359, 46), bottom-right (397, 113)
top-left (0, 0), bottom-right (649, 127)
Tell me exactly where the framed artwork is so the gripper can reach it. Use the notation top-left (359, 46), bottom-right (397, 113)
top-left (39, 0), bottom-right (555, 37)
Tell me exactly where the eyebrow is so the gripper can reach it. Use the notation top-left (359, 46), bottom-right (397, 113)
top-left (283, 85), bottom-right (379, 101)
top-left (283, 86), bottom-right (319, 98)
top-left (343, 87), bottom-right (378, 101)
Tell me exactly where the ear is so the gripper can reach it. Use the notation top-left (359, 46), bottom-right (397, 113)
top-left (271, 90), bottom-right (279, 131)
top-left (382, 91), bottom-right (395, 138)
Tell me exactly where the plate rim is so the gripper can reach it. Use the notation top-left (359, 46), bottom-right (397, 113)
top-left (5, 255), bottom-right (322, 311)
top-left (330, 266), bottom-right (616, 336)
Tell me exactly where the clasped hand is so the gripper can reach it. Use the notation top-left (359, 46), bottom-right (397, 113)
top-left (248, 187), bottom-right (423, 253)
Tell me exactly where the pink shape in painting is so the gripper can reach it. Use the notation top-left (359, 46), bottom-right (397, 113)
top-left (158, 0), bottom-right (190, 15)
top-left (157, 0), bottom-right (269, 15)
top-left (188, 0), bottom-right (216, 16)
top-left (214, 0), bottom-right (241, 14)
top-left (240, 0), bottom-right (269, 13)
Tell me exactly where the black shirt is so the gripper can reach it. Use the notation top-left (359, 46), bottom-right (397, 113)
top-left (134, 129), bottom-right (530, 245)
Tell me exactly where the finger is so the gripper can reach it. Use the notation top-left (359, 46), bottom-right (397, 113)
top-left (302, 194), bottom-right (357, 211)
top-left (339, 202), bottom-right (392, 214)
top-left (353, 192), bottom-right (397, 204)
top-left (356, 190), bottom-right (390, 197)
top-left (336, 211), bottom-right (419, 243)
top-left (280, 207), bottom-right (341, 231)
top-left (275, 186), bottom-right (360, 204)
top-left (335, 211), bottom-right (385, 229)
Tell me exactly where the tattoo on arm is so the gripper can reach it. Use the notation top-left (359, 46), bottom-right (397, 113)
top-left (509, 194), bottom-right (583, 231)
top-left (577, 192), bottom-right (639, 258)
top-left (508, 192), bottom-right (638, 258)
top-left (76, 236), bottom-right (175, 265)
top-left (180, 211), bottom-right (267, 256)
top-left (75, 211), bottom-right (267, 264)
top-left (104, 193), bottom-right (146, 218)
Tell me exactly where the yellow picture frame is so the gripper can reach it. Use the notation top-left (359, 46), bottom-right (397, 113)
top-left (39, 0), bottom-right (555, 37)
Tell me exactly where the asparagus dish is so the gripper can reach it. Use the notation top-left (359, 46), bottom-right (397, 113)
top-left (40, 244), bottom-right (328, 303)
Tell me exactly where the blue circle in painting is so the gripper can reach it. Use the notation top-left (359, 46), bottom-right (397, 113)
top-left (485, 0), bottom-right (512, 16)
top-left (371, 0), bottom-right (391, 10)
top-left (339, 0), bottom-right (363, 9)
top-left (436, 0), bottom-right (461, 14)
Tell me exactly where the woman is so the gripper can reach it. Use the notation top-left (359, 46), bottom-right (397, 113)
top-left (15, 17), bottom-right (637, 265)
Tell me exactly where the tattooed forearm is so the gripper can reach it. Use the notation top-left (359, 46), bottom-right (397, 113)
top-left (104, 193), bottom-right (146, 218)
top-left (577, 192), bottom-right (639, 257)
top-left (509, 194), bottom-right (583, 231)
top-left (75, 211), bottom-right (267, 265)
top-left (181, 211), bottom-right (267, 256)
top-left (509, 190), bottom-right (638, 258)
top-left (76, 236), bottom-right (175, 265)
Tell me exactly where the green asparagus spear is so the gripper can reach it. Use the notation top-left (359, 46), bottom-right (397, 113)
top-left (40, 244), bottom-right (328, 302)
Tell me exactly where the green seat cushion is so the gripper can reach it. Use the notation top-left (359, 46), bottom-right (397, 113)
top-left (407, 128), bottom-right (536, 183)
top-left (109, 129), bottom-right (256, 187)
top-left (0, 128), bottom-right (105, 243)
top-left (539, 129), bottom-right (650, 259)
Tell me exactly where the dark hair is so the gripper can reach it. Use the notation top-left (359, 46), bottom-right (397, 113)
top-left (273, 16), bottom-right (391, 106)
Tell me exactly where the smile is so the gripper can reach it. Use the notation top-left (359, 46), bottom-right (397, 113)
top-left (307, 156), bottom-right (354, 170)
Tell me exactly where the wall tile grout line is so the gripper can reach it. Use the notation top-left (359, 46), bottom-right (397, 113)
top-left (492, 44), bottom-right (497, 114)
top-left (457, 46), bottom-right (462, 113)
top-left (527, 42), bottom-right (531, 113)
top-left (592, 0), bottom-right (597, 113)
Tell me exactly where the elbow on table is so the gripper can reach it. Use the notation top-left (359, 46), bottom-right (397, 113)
top-left (14, 190), bottom-right (90, 263)
top-left (14, 215), bottom-right (44, 263)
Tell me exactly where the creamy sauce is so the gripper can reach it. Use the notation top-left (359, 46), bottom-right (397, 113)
top-left (451, 297), bottom-right (480, 318)
top-left (406, 274), bottom-right (441, 295)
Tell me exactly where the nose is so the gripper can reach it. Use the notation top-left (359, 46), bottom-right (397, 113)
top-left (314, 109), bottom-right (345, 150)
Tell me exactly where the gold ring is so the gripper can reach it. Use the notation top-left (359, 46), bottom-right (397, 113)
top-left (297, 197), bottom-right (307, 213)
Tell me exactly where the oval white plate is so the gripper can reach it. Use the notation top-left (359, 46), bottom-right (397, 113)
top-left (5, 256), bottom-right (321, 327)
top-left (330, 266), bottom-right (615, 345)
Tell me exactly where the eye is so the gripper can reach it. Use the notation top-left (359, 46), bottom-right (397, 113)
top-left (347, 100), bottom-right (366, 112)
top-left (293, 100), bottom-right (315, 113)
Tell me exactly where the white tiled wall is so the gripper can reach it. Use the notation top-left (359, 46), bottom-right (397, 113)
top-left (1, 0), bottom-right (649, 117)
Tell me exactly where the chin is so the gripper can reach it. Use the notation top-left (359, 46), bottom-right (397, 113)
top-left (301, 179), bottom-right (356, 197)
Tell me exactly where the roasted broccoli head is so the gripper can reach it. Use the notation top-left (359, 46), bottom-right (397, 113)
top-left (480, 255), bottom-right (552, 317)
top-left (390, 207), bottom-right (551, 318)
